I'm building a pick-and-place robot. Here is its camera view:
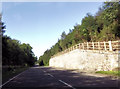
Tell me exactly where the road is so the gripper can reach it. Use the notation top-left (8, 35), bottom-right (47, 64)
top-left (1, 67), bottom-right (119, 89)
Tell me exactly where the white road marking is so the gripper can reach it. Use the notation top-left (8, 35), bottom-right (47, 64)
top-left (42, 70), bottom-right (54, 77)
top-left (44, 71), bottom-right (76, 89)
top-left (0, 69), bottom-right (28, 88)
top-left (43, 71), bottom-right (46, 72)
top-left (59, 80), bottom-right (76, 89)
top-left (47, 73), bottom-right (54, 77)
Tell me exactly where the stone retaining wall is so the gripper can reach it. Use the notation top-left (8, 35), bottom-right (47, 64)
top-left (49, 49), bottom-right (119, 71)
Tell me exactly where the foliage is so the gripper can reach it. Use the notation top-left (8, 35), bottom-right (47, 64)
top-left (38, 2), bottom-right (120, 66)
top-left (96, 71), bottom-right (120, 76)
top-left (2, 66), bottom-right (28, 83)
top-left (1, 13), bottom-right (37, 67)
top-left (0, 14), bottom-right (6, 36)
top-left (2, 35), bottom-right (37, 66)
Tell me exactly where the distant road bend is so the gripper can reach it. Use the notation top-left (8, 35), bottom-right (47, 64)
top-left (1, 67), bottom-right (119, 89)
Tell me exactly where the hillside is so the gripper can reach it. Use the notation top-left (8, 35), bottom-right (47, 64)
top-left (38, 2), bottom-right (120, 66)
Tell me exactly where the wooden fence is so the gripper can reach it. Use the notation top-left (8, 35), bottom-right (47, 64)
top-left (52, 40), bottom-right (120, 58)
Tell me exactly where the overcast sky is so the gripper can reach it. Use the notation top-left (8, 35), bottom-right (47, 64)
top-left (2, 2), bottom-right (103, 58)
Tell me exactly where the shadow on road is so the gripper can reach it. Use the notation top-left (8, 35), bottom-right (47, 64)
top-left (2, 67), bottom-right (120, 89)
top-left (40, 67), bottom-right (119, 89)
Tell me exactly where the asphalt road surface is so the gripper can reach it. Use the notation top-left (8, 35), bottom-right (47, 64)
top-left (1, 67), bottom-right (120, 89)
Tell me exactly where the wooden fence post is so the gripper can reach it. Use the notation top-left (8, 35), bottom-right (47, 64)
top-left (98, 42), bottom-right (100, 50)
top-left (79, 43), bottom-right (81, 49)
top-left (92, 42), bottom-right (94, 50)
top-left (87, 42), bottom-right (89, 50)
top-left (104, 41), bottom-right (107, 51)
top-left (82, 43), bottom-right (84, 50)
top-left (109, 41), bottom-right (112, 51)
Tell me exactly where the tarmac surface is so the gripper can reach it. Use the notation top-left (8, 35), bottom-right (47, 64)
top-left (1, 66), bottom-right (120, 89)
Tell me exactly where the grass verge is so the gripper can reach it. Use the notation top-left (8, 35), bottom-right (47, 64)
top-left (96, 71), bottom-right (120, 76)
top-left (2, 67), bottom-right (29, 84)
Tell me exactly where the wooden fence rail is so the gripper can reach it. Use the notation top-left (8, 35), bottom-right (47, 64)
top-left (52, 40), bottom-right (120, 58)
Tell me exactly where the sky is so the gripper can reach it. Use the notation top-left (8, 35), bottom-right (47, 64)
top-left (2, 2), bottom-right (103, 59)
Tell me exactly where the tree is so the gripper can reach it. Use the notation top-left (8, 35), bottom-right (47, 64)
top-left (61, 31), bottom-right (66, 40)
top-left (2, 37), bottom-right (37, 66)
top-left (0, 14), bottom-right (6, 36)
top-left (38, 1), bottom-right (120, 66)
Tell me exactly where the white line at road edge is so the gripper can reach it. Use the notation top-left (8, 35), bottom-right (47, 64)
top-left (0, 68), bottom-right (29, 88)
top-left (59, 80), bottom-right (76, 89)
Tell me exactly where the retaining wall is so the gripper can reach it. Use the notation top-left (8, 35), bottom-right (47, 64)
top-left (49, 49), bottom-right (119, 71)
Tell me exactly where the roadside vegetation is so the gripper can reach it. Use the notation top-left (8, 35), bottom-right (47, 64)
top-left (96, 71), bottom-right (120, 77)
top-left (0, 14), bottom-right (37, 83)
top-left (1, 14), bottom-right (37, 67)
top-left (2, 66), bottom-right (29, 83)
top-left (38, 2), bottom-right (120, 66)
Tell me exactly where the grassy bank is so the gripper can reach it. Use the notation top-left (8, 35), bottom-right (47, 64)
top-left (96, 71), bottom-right (120, 76)
top-left (2, 66), bottom-right (29, 83)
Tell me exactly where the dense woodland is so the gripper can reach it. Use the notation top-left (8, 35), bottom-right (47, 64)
top-left (0, 14), bottom-right (37, 67)
top-left (38, 2), bottom-right (120, 66)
